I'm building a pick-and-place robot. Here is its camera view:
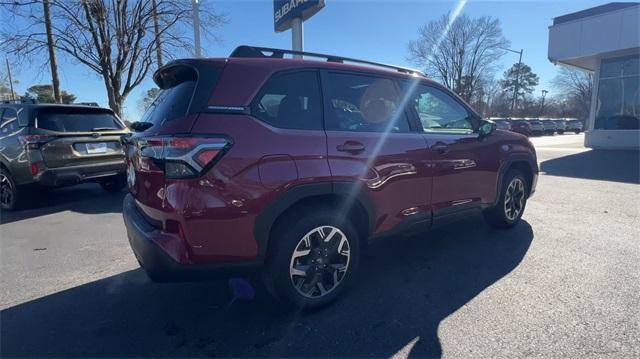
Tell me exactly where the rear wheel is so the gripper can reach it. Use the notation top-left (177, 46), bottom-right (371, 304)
top-left (0, 168), bottom-right (21, 211)
top-left (99, 174), bottom-right (126, 193)
top-left (484, 169), bottom-right (528, 229)
top-left (264, 206), bottom-right (360, 311)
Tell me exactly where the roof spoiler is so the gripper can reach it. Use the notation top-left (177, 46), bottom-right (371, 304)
top-left (229, 45), bottom-right (424, 76)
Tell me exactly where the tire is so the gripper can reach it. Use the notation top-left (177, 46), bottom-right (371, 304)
top-left (484, 169), bottom-right (529, 229)
top-left (574, 130), bottom-right (581, 134)
top-left (0, 168), bottom-right (22, 211)
top-left (263, 206), bottom-right (361, 311)
top-left (99, 174), bottom-right (126, 193)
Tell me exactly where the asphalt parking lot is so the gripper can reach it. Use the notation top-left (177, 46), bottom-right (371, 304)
top-left (1, 133), bottom-right (639, 358)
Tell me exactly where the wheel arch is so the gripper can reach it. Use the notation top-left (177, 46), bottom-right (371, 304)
top-left (253, 181), bottom-right (375, 260)
top-left (0, 158), bottom-right (10, 172)
top-left (494, 155), bottom-right (537, 206)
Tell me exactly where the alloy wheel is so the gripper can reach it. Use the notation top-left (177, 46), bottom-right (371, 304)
top-left (0, 173), bottom-right (14, 208)
top-left (504, 177), bottom-right (525, 221)
top-left (289, 225), bottom-right (351, 299)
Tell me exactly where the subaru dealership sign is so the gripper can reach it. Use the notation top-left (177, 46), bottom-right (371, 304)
top-left (274, 0), bottom-right (325, 32)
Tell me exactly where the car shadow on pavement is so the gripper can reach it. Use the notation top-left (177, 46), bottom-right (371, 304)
top-left (0, 216), bottom-right (533, 358)
top-left (540, 149), bottom-right (640, 184)
top-left (0, 184), bottom-right (125, 225)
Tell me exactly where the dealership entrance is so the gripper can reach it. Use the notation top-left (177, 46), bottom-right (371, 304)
top-left (548, 2), bottom-right (639, 150)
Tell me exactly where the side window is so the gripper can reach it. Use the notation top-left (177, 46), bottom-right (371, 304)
top-left (1, 108), bottom-right (18, 134)
top-left (411, 85), bottom-right (474, 134)
top-left (1, 108), bottom-right (16, 124)
top-left (324, 73), bottom-right (410, 133)
top-left (251, 71), bottom-right (322, 130)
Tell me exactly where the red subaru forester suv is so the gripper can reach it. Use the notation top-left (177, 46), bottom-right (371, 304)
top-left (123, 46), bottom-right (538, 310)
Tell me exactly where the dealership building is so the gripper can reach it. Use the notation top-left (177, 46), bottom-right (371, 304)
top-left (548, 2), bottom-right (639, 149)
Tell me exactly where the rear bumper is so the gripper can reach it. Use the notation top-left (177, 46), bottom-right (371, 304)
top-left (122, 194), bottom-right (261, 282)
top-left (36, 160), bottom-right (125, 186)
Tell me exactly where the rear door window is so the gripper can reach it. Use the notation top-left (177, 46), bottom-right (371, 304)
top-left (1, 108), bottom-right (19, 133)
top-left (324, 72), bottom-right (411, 133)
top-left (37, 109), bottom-right (123, 132)
top-left (251, 71), bottom-right (323, 130)
top-left (1, 108), bottom-right (17, 125)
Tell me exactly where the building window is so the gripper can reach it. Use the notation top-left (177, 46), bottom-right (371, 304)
top-left (595, 55), bottom-right (640, 130)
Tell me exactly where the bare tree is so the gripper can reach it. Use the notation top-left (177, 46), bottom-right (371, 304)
top-left (151, 0), bottom-right (163, 68)
top-left (408, 13), bottom-right (509, 102)
top-left (552, 67), bottom-right (593, 119)
top-left (42, 0), bottom-right (61, 103)
top-left (475, 77), bottom-right (503, 117)
top-left (0, 0), bottom-right (62, 102)
top-left (1, 0), bottom-right (226, 117)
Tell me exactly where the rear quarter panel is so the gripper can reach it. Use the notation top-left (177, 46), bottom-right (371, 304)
top-left (178, 113), bottom-right (331, 261)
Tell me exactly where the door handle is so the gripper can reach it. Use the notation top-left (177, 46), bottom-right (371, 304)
top-left (431, 142), bottom-right (449, 154)
top-left (336, 141), bottom-right (366, 154)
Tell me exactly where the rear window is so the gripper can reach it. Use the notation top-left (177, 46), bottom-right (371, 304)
top-left (140, 65), bottom-right (199, 127)
top-left (37, 109), bottom-right (122, 132)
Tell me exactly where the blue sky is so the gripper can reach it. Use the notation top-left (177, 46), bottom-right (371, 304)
top-left (8, 0), bottom-right (628, 121)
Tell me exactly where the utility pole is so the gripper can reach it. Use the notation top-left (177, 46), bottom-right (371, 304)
top-left (540, 89), bottom-right (548, 116)
top-left (500, 47), bottom-right (523, 116)
top-left (5, 58), bottom-right (15, 101)
top-left (43, 0), bottom-right (62, 103)
top-left (152, 0), bottom-right (163, 67)
top-left (511, 49), bottom-right (523, 115)
top-left (192, 0), bottom-right (202, 57)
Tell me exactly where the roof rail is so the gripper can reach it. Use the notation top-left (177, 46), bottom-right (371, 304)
top-left (229, 45), bottom-right (424, 76)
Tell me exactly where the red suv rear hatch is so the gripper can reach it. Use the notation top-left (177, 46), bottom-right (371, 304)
top-left (126, 60), bottom-right (227, 224)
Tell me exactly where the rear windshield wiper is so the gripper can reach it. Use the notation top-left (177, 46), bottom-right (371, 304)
top-left (91, 127), bottom-right (119, 131)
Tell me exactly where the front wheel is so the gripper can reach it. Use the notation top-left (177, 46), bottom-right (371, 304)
top-left (99, 174), bottom-right (126, 193)
top-left (484, 169), bottom-right (528, 229)
top-left (264, 207), bottom-right (360, 311)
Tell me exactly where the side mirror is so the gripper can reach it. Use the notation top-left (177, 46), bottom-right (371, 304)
top-left (478, 119), bottom-right (496, 138)
top-left (129, 121), bottom-right (153, 132)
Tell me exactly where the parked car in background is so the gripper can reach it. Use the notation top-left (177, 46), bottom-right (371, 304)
top-left (490, 118), bottom-right (512, 131)
top-left (552, 119), bottom-right (567, 134)
top-left (525, 118), bottom-right (545, 136)
top-left (565, 118), bottom-right (584, 133)
top-left (123, 45), bottom-right (539, 310)
top-left (509, 118), bottom-right (532, 136)
top-left (0, 102), bottom-right (129, 210)
top-left (541, 119), bottom-right (558, 135)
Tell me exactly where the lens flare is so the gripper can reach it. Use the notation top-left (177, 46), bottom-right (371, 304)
top-left (337, 0), bottom-right (467, 228)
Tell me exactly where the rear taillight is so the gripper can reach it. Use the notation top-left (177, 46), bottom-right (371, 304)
top-left (138, 136), bottom-right (231, 179)
top-left (19, 134), bottom-right (52, 149)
